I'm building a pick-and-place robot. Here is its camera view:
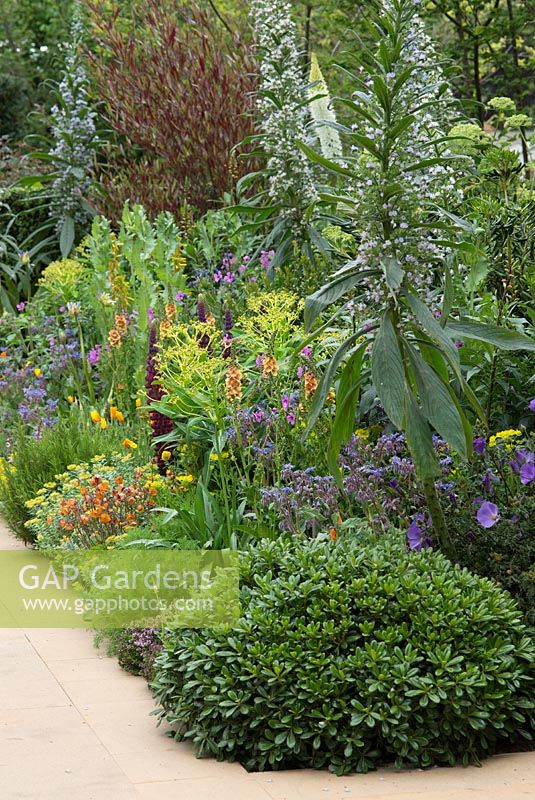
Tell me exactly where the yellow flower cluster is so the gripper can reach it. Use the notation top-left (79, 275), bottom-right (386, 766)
top-left (489, 429), bottom-right (522, 447)
top-left (240, 291), bottom-right (303, 348)
top-left (158, 321), bottom-right (224, 396)
top-left (38, 258), bottom-right (86, 295)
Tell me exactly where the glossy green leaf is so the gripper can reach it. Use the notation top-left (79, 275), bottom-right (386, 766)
top-left (371, 312), bottom-right (405, 429)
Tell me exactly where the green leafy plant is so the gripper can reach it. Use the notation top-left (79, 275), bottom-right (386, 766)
top-left (152, 533), bottom-right (535, 774)
top-left (300, 0), bottom-right (535, 557)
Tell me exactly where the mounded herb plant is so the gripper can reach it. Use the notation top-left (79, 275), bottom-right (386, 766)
top-left (151, 534), bottom-right (535, 774)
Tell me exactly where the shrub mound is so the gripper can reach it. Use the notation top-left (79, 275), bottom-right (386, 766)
top-left (152, 535), bottom-right (535, 774)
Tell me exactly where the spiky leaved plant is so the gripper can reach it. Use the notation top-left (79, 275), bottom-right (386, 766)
top-left (302, 0), bottom-right (535, 557)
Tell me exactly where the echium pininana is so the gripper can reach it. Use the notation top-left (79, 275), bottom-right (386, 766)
top-left (145, 321), bottom-right (174, 475)
top-left (48, 7), bottom-right (97, 233)
top-left (345, 0), bottom-right (461, 304)
top-left (250, 0), bottom-right (317, 232)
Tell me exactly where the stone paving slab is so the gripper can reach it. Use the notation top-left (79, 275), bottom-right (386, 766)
top-left (0, 518), bottom-right (534, 799)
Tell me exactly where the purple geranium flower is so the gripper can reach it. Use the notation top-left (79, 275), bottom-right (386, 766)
top-left (530, 398), bottom-right (535, 413)
top-left (476, 501), bottom-right (500, 529)
top-left (473, 437), bottom-right (486, 455)
top-left (407, 514), bottom-right (432, 551)
top-left (520, 462), bottom-right (534, 486)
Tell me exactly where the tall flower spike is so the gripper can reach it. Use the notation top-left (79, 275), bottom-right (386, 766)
top-left (48, 6), bottom-right (97, 233)
top-left (250, 0), bottom-right (317, 233)
top-left (145, 322), bottom-right (174, 475)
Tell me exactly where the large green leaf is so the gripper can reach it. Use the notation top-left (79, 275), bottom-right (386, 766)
top-left (304, 269), bottom-right (378, 330)
top-left (407, 345), bottom-right (468, 459)
top-left (305, 335), bottom-right (367, 435)
top-left (371, 312), bottom-right (405, 429)
top-left (326, 346), bottom-right (367, 480)
top-left (404, 391), bottom-right (440, 480)
top-left (404, 291), bottom-right (461, 381)
top-left (59, 216), bottom-right (75, 258)
top-left (296, 140), bottom-right (353, 177)
top-left (445, 320), bottom-right (535, 352)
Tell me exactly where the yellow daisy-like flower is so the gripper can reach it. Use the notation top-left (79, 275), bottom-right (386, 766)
top-left (161, 450), bottom-right (172, 462)
top-left (34, 368), bottom-right (42, 377)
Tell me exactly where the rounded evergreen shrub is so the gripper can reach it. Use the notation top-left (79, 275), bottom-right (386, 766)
top-left (151, 535), bottom-right (535, 774)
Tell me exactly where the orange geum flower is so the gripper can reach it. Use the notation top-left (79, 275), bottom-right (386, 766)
top-left (0, 351), bottom-right (6, 358)
top-left (90, 410), bottom-right (101, 424)
top-left (100, 512), bottom-right (111, 523)
top-left (122, 438), bottom-right (138, 449)
top-left (110, 406), bottom-right (125, 422)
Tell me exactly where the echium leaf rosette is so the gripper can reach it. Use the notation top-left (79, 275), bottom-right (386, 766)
top-left (300, 0), bottom-right (535, 558)
top-left (145, 319), bottom-right (174, 475)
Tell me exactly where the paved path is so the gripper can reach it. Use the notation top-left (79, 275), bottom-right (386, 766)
top-left (0, 519), bottom-right (534, 799)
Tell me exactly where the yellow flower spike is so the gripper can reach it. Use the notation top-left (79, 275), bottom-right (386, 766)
top-left (90, 410), bottom-right (101, 424)
top-left (34, 368), bottom-right (42, 378)
top-left (122, 438), bottom-right (138, 450)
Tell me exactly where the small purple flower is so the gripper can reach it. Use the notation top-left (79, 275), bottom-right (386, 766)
top-left (407, 514), bottom-right (430, 551)
top-left (175, 291), bottom-right (187, 303)
top-left (238, 264), bottom-right (247, 273)
top-left (256, 355), bottom-right (264, 368)
top-left (223, 272), bottom-right (235, 284)
top-left (454, 340), bottom-right (464, 349)
top-left (88, 345), bottom-right (102, 367)
top-left (260, 249), bottom-right (275, 270)
top-left (148, 307), bottom-right (155, 325)
top-left (281, 394), bottom-right (290, 412)
top-left (16, 302), bottom-right (26, 312)
top-left (286, 413), bottom-right (296, 425)
top-left (530, 398), bottom-right (535, 413)
top-left (476, 501), bottom-right (500, 529)
top-left (520, 462), bottom-right (534, 485)
top-left (300, 346), bottom-right (312, 358)
top-left (297, 366), bottom-right (304, 379)
top-left (213, 271), bottom-right (223, 283)
top-left (473, 437), bottom-right (486, 455)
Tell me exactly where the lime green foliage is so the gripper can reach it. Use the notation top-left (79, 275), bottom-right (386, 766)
top-left (152, 534), bottom-right (535, 774)
top-left (37, 258), bottom-right (87, 307)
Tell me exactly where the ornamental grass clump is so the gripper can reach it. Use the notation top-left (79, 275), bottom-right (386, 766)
top-left (87, 0), bottom-right (256, 216)
top-left (152, 535), bottom-right (535, 774)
